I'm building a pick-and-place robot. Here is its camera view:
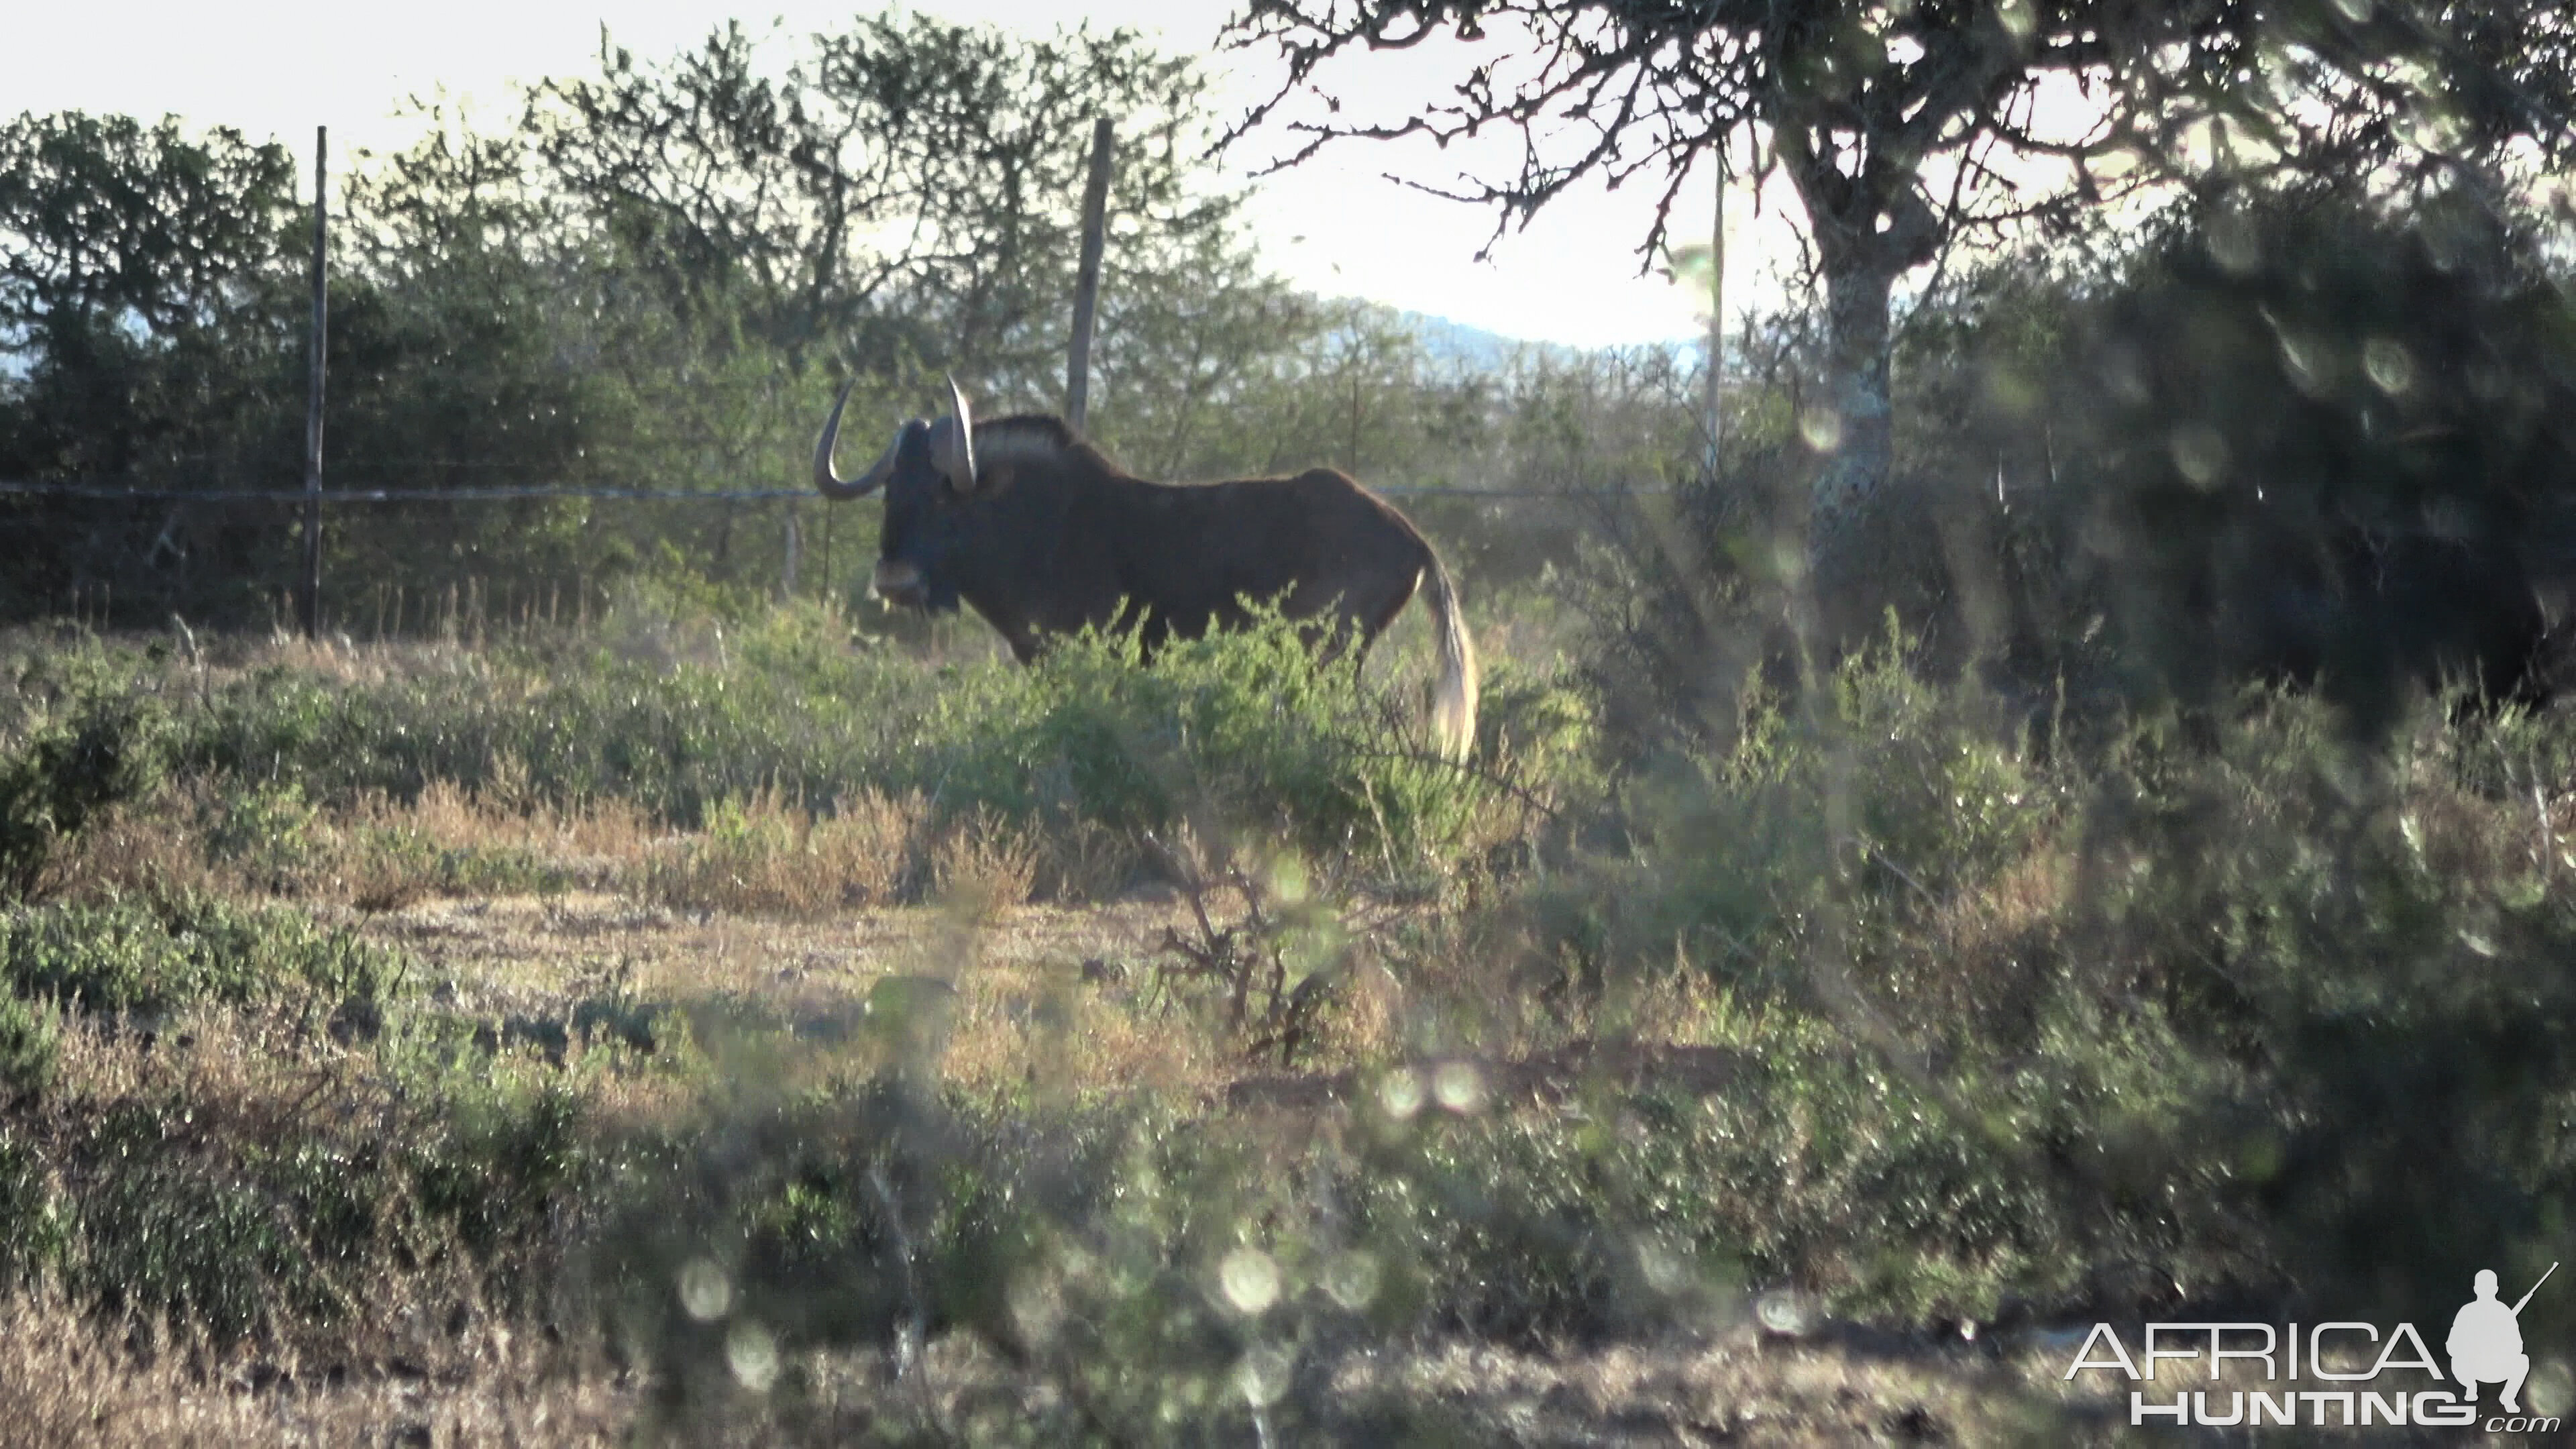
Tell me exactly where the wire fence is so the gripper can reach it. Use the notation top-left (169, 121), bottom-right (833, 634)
top-left (0, 479), bottom-right (1674, 502)
top-left (1, 473), bottom-right (1676, 639)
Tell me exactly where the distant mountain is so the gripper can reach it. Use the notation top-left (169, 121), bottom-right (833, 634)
top-left (1387, 309), bottom-right (1572, 372)
top-left (1330, 300), bottom-right (1696, 373)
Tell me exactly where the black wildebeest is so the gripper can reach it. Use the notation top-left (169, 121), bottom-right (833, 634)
top-left (814, 379), bottom-right (1480, 758)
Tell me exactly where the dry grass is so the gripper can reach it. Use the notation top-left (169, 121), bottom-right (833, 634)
top-left (337, 776), bottom-right (658, 910)
top-left (0, 1284), bottom-right (629, 1448)
top-left (926, 807), bottom-right (1038, 922)
top-left (33, 783), bottom-right (225, 902)
top-left (640, 792), bottom-right (1141, 920)
top-left (369, 774), bottom-right (657, 866)
top-left (356, 890), bottom-right (1248, 1103)
top-left (0, 1279), bottom-right (2145, 1448)
top-left (0, 811), bottom-right (2171, 1446)
top-left (641, 788), bottom-right (925, 918)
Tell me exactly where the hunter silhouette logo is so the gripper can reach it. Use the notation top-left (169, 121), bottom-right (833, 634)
top-left (2061, 1260), bottom-right (2566, 1430)
top-left (2451, 1263), bottom-right (2556, 1413)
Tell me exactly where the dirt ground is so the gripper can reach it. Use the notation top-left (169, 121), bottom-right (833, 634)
top-left (237, 892), bottom-right (2494, 1446)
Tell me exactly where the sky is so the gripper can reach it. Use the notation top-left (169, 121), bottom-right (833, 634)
top-left (8, 0), bottom-right (1801, 348)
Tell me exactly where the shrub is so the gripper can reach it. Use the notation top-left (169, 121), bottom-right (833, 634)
top-left (1540, 633), bottom-right (2059, 997)
top-left (914, 612), bottom-right (1490, 876)
top-left (642, 788), bottom-right (925, 916)
top-left (0, 892), bottom-right (408, 1018)
top-left (70, 1104), bottom-right (322, 1338)
top-left (0, 689), bottom-right (172, 898)
top-left (199, 779), bottom-right (323, 889)
top-left (0, 994), bottom-right (60, 1102)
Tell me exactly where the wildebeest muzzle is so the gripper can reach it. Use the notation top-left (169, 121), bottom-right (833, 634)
top-left (872, 557), bottom-right (930, 609)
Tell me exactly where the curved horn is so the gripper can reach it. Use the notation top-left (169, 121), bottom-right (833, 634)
top-left (814, 378), bottom-right (896, 500)
top-left (930, 373), bottom-right (978, 492)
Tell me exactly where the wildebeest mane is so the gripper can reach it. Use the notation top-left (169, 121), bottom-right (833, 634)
top-left (974, 414), bottom-right (1112, 475)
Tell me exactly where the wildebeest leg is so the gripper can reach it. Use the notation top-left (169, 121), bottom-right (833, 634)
top-left (1305, 608), bottom-right (1363, 664)
top-left (1350, 568), bottom-right (1421, 670)
top-left (1110, 596), bottom-right (1165, 657)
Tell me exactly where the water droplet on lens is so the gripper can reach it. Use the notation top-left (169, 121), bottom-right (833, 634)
top-left (1432, 1061), bottom-right (1486, 1114)
top-left (1235, 1343), bottom-right (1296, 1406)
top-left (2363, 337), bottom-right (2416, 396)
top-left (726, 1320), bottom-right (779, 1391)
top-left (1322, 1250), bottom-right (1381, 1311)
top-left (2208, 211), bottom-right (2261, 274)
top-left (677, 1258), bottom-right (731, 1322)
top-left (2169, 424), bottom-right (2229, 488)
top-left (1638, 1238), bottom-right (1688, 1295)
top-left (1220, 1247), bottom-right (1281, 1315)
top-left (1756, 1288), bottom-right (1817, 1336)
top-left (2528, 1357), bottom-right (2573, 1415)
top-left (1379, 1069), bottom-right (1424, 1121)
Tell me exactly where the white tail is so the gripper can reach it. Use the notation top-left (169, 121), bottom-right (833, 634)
top-left (1421, 553), bottom-right (1479, 761)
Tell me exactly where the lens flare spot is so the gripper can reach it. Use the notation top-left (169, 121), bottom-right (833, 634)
top-left (1756, 1288), bottom-right (1817, 1336)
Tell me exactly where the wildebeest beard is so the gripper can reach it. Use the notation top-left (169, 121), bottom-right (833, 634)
top-left (867, 419), bottom-right (972, 614)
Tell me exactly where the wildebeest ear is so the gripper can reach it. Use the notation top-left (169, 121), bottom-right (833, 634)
top-left (930, 374), bottom-right (979, 493)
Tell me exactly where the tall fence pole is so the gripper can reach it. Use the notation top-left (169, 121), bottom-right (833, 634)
top-left (301, 126), bottom-right (329, 639)
top-left (1703, 147), bottom-right (1725, 480)
top-left (1065, 119), bottom-right (1115, 431)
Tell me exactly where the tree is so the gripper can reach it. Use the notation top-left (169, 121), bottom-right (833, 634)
top-left (0, 114), bottom-right (305, 618)
top-left (1224, 0), bottom-right (2576, 641)
top-left (523, 17), bottom-right (1276, 413)
top-left (0, 113), bottom-right (299, 482)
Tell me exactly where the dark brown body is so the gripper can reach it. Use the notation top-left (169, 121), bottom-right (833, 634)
top-left (937, 429), bottom-right (1436, 661)
top-left (816, 391), bottom-right (1479, 757)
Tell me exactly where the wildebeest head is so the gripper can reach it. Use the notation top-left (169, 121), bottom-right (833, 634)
top-left (813, 376), bottom-right (982, 612)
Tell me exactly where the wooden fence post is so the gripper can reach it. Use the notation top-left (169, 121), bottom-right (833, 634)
top-left (1066, 119), bottom-right (1115, 431)
top-left (301, 126), bottom-right (329, 639)
top-left (782, 501), bottom-right (801, 600)
top-left (1703, 147), bottom-right (1725, 480)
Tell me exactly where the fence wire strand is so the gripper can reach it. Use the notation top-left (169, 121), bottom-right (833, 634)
top-left (0, 479), bottom-right (1670, 503)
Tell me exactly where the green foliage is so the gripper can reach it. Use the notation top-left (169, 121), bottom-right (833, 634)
top-left (0, 994), bottom-right (60, 1102)
top-left (1551, 635), bottom-right (2056, 993)
top-left (405, 1071), bottom-right (588, 1260)
top-left (144, 604), bottom-right (1493, 876)
top-left (0, 892), bottom-right (406, 1018)
top-left (70, 1102), bottom-right (325, 1338)
top-left (200, 779), bottom-right (323, 887)
top-left (0, 684), bottom-right (171, 897)
top-left (915, 611), bottom-right (1482, 869)
top-left (352, 824), bottom-right (579, 899)
top-left (2055, 695), bottom-right (2576, 1324)
top-left (0, 1128), bottom-right (62, 1283)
